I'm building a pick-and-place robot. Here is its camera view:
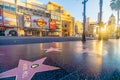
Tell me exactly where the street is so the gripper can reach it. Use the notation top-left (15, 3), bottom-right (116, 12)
top-left (0, 39), bottom-right (120, 80)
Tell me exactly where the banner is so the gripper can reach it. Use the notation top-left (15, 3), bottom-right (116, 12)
top-left (50, 19), bottom-right (56, 30)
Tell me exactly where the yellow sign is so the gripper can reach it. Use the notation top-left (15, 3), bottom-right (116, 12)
top-left (37, 18), bottom-right (44, 27)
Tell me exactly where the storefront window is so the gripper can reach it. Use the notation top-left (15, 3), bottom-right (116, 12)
top-left (10, 5), bottom-right (16, 12)
top-left (51, 15), bottom-right (58, 20)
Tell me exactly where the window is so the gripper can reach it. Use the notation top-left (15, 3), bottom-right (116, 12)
top-left (10, 5), bottom-right (16, 12)
top-left (21, 0), bottom-right (27, 3)
top-left (4, 3), bottom-right (10, 10)
top-left (0, 2), bottom-right (3, 8)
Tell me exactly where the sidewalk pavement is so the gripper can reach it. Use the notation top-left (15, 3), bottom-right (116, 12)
top-left (0, 36), bottom-right (95, 45)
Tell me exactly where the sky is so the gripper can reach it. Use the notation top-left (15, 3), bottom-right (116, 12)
top-left (39, 0), bottom-right (116, 23)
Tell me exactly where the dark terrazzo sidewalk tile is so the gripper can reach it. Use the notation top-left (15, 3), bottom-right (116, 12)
top-left (0, 77), bottom-right (15, 80)
top-left (31, 69), bottom-right (68, 80)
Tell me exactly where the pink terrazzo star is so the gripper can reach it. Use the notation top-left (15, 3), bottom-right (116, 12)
top-left (0, 57), bottom-right (59, 80)
top-left (44, 47), bottom-right (62, 53)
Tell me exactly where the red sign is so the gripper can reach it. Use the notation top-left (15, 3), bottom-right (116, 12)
top-left (50, 19), bottom-right (56, 30)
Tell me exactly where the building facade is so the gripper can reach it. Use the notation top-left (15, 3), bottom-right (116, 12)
top-left (47, 1), bottom-right (75, 37)
top-left (17, 0), bottom-right (50, 36)
top-left (0, 0), bottom-right (17, 36)
top-left (47, 1), bottom-right (63, 36)
top-left (0, 0), bottom-right (75, 37)
top-left (75, 21), bottom-right (83, 37)
top-left (61, 10), bottom-right (74, 37)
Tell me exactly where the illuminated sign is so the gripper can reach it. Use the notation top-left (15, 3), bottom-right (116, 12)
top-left (50, 19), bottom-right (56, 30)
top-left (31, 16), bottom-right (49, 29)
top-left (34, 18), bottom-right (47, 27)
top-left (37, 18), bottom-right (44, 27)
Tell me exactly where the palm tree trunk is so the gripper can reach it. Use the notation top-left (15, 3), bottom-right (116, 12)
top-left (98, 0), bottom-right (103, 40)
top-left (82, 0), bottom-right (87, 42)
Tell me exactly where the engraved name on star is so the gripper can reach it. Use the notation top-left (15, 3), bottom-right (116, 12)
top-left (0, 57), bottom-right (59, 80)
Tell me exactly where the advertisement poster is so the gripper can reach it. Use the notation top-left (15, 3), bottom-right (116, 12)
top-left (31, 16), bottom-right (49, 29)
top-left (24, 15), bottom-right (31, 27)
top-left (4, 12), bottom-right (17, 27)
top-left (50, 19), bottom-right (56, 30)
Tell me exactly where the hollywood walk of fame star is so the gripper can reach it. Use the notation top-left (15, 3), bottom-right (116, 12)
top-left (0, 57), bottom-right (60, 80)
top-left (44, 47), bottom-right (62, 53)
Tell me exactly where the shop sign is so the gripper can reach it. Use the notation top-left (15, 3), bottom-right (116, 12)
top-left (24, 15), bottom-right (31, 27)
top-left (31, 16), bottom-right (49, 29)
top-left (34, 18), bottom-right (47, 27)
top-left (50, 19), bottom-right (56, 30)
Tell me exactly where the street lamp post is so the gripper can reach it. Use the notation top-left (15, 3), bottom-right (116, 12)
top-left (82, 0), bottom-right (88, 42)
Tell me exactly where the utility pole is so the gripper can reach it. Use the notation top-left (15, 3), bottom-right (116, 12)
top-left (82, 0), bottom-right (88, 42)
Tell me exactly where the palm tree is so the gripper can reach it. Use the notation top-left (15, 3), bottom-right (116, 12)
top-left (110, 0), bottom-right (120, 25)
top-left (99, 0), bottom-right (103, 23)
top-left (82, 0), bottom-right (88, 42)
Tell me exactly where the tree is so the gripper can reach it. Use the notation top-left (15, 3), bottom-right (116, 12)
top-left (82, 0), bottom-right (88, 42)
top-left (110, 0), bottom-right (120, 25)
